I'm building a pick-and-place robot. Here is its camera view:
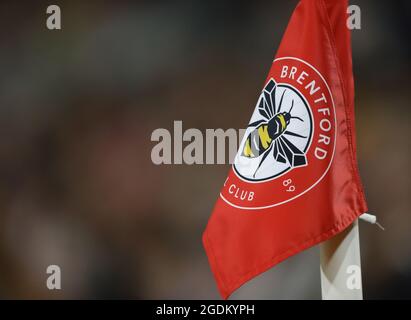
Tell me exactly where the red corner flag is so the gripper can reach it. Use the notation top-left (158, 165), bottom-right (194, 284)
top-left (203, 0), bottom-right (368, 299)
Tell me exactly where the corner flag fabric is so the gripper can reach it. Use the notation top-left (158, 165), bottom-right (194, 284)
top-left (203, 0), bottom-right (368, 299)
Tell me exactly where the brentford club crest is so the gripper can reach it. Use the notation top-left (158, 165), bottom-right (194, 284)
top-left (222, 57), bottom-right (337, 209)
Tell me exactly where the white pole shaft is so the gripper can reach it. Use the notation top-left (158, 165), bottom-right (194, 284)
top-left (320, 219), bottom-right (363, 300)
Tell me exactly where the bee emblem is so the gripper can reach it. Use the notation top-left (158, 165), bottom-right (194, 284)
top-left (227, 58), bottom-right (335, 209)
top-left (237, 78), bottom-right (312, 179)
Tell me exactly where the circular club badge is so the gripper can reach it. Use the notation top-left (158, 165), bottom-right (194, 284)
top-left (221, 57), bottom-right (337, 210)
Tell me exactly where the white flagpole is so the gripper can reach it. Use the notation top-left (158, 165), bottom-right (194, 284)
top-left (320, 219), bottom-right (363, 300)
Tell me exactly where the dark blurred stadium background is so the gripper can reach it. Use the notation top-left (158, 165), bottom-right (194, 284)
top-left (0, 0), bottom-right (409, 299)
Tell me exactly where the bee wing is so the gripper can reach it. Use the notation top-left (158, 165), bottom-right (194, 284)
top-left (278, 136), bottom-right (307, 167)
top-left (257, 97), bottom-right (271, 120)
top-left (277, 89), bottom-right (286, 113)
top-left (259, 78), bottom-right (277, 119)
top-left (273, 140), bottom-right (287, 163)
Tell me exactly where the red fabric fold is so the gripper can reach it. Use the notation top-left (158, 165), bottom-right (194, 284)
top-left (203, 0), bottom-right (367, 299)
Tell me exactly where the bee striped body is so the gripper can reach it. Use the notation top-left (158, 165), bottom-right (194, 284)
top-left (243, 113), bottom-right (289, 158)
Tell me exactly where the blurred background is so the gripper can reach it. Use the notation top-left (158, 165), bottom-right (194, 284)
top-left (0, 0), bottom-right (409, 299)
